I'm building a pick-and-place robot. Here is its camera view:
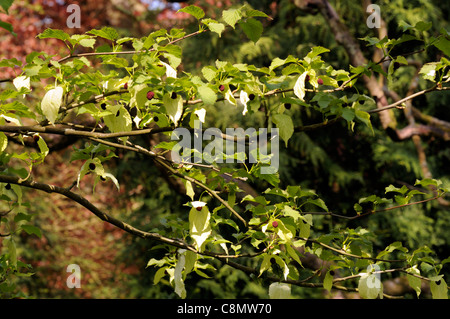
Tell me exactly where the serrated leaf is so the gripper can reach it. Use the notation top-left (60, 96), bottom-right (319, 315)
top-left (37, 28), bottom-right (70, 41)
top-left (272, 113), bottom-right (294, 147)
top-left (197, 85), bottom-right (217, 105)
top-left (41, 86), bottom-right (63, 124)
top-left (201, 66), bottom-right (217, 82)
top-left (185, 180), bottom-right (195, 200)
top-left (239, 18), bottom-right (263, 43)
top-left (102, 104), bottom-right (132, 143)
top-left (222, 8), bottom-right (242, 29)
top-left (207, 22), bottom-right (225, 37)
top-left (177, 5), bottom-right (205, 20)
top-left (87, 27), bottom-right (118, 41)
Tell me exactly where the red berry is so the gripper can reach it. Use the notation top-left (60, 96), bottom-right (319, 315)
top-left (33, 134), bottom-right (40, 143)
top-left (272, 221), bottom-right (278, 228)
top-left (219, 85), bottom-right (225, 92)
top-left (147, 91), bottom-right (155, 100)
top-left (196, 206), bottom-right (202, 211)
top-left (317, 78), bottom-right (324, 85)
top-left (123, 83), bottom-right (128, 90)
top-left (305, 74), bottom-right (310, 82)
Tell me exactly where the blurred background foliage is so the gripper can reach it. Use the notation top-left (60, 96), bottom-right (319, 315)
top-left (0, 0), bottom-right (449, 298)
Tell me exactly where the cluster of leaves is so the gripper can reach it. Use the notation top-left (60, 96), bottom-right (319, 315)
top-left (0, 4), bottom-right (449, 299)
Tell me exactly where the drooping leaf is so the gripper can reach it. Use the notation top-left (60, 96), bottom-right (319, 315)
top-left (272, 113), bottom-right (294, 147)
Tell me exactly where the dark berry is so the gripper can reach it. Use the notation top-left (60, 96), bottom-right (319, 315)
top-left (272, 221), bottom-right (278, 228)
top-left (329, 270), bottom-right (335, 276)
top-left (123, 82), bottom-right (128, 90)
top-left (436, 280), bottom-right (441, 285)
top-left (89, 163), bottom-right (96, 170)
top-left (100, 103), bottom-right (107, 110)
top-left (5, 183), bottom-right (11, 190)
top-left (33, 134), bottom-right (40, 143)
top-left (147, 91), bottom-right (155, 100)
top-left (218, 85), bottom-right (225, 92)
top-left (171, 92), bottom-right (177, 99)
top-left (153, 116), bottom-right (159, 122)
top-left (317, 78), bottom-right (324, 85)
top-left (249, 93), bottom-right (255, 100)
top-left (305, 74), bottom-right (310, 82)
top-left (196, 206), bottom-right (202, 211)
top-left (284, 103), bottom-right (291, 110)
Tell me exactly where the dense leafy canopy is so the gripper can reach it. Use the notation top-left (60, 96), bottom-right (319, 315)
top-left (0, 0), bottom-right (449, 299)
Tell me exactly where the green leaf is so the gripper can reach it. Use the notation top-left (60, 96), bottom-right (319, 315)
top-left (87, 27), bottom-right (119, 41)
top-left (37, 28), bottom-right (70, 41)
top-left (0, 20), bottom-right (15, 35)
top-left (41, 86), bottom-right (63, 124)
top-left (222, 8), bottom-right (242, 29)
top-left (0, 0), bottom-right (14, 13)
top-left (177, 5), bottom-right (205, 20)
top-left (406, 266), bottom-right (421, 297)
top-left (7, 238), bottom-right (17, 267)
top-left (239, 18), bottom-right (263, 43)
top-left (0, 132), bottom-right (7, 152)
top-left (37, 135), bottom-right (49, 157)
top-left (153, 267), bottom-right (167, 285)
top-left (415, 21), bottom-right (432, 32)
top-left (355, 109), bottom-right (374, 134)
top-left (245, 9), bottom-right (269, 18)
top-left (201, 65), bottom-right (217, 82)
top-left (272, 114), bottom-right (294, 147)
top-left (419, 63), bottom-right (438, 81)
top-left (21, 224), bottom-right (42, 238)
top-left (433, 37), bottom-right (450, 57)
top-left (197, 84), bottom-right (217, 105)
top-left (430, 276), bottom-right (448, 299)
top-left (102, 104), bottom-right (132, 144)
top-left (323, 270), bottom-right (334, 292)
top-left (206, 22), bottom-right (225, 37)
